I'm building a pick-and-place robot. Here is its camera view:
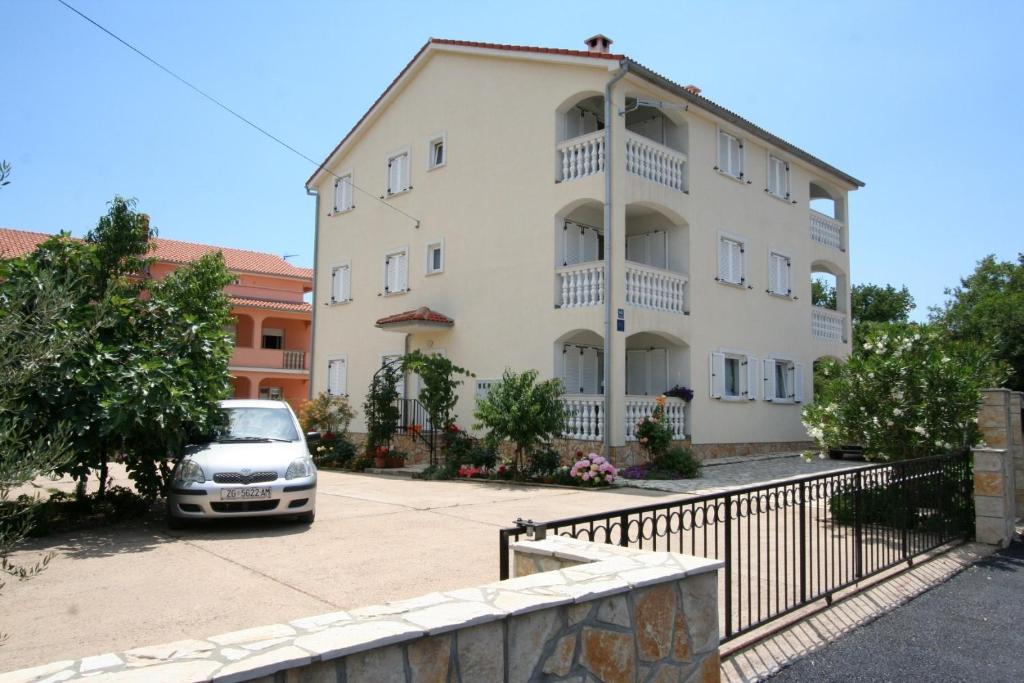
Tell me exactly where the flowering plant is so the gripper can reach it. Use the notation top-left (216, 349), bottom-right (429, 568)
top-left (569, 453), bottom-right (617, 486)
top-left (634, 397), bottom-right (673, 457)
top-left (664, 385), bottom-right (694, 402)
top-left (410, 424), bottom-right (422, 434)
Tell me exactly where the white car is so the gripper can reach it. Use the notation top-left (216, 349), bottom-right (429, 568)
top-left (167, 400), bottom-right (317, 527)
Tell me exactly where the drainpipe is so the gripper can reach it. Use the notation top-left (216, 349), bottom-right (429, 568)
top-left (306, 187), bottom-right (320, 401)
top-left (602, 62), bottom-right (629, 457)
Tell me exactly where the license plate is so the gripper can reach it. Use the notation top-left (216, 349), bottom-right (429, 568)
top-left (220, 487), bottom-right (271, 501)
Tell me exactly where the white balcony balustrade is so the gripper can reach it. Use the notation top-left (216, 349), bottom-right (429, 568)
top-left (810, 210), bottom-right (844, 250)
top-left (625, 263), bottom-right (687, 314)
top-left (557, 130), bottom-right (605, 182)
top-left (812, 307), bottom-right (847, 343)
top-left (557, 262), bottom-right (605, 308)
top-left (624, 396), bottom-right (686, 441)
top-left (625, 132), bottom-right (687, 192)
top-left (560, 395), bottom-right (687, 442)
top-left (561, 395), bottom-right (604, 440)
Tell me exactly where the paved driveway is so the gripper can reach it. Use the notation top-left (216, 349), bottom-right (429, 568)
top-left (1, 455), bottom-right (866, 671)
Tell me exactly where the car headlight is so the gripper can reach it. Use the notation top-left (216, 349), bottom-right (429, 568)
top-left (286, 457), bottom-right (315, 480)
top-left (175, 459), bottom-right (206, 485)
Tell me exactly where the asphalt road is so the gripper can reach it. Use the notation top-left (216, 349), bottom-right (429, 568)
top-left (769, 540), bottom-right (1024, 682)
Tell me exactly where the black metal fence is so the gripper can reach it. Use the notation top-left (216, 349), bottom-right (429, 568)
top-left (395, 397), bottom-right (437, 465)
top-left (498, 451), bottom-right (973, 642)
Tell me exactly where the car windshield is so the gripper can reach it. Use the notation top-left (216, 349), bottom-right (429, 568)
top-left (217, 406), bottom-right (299, 443)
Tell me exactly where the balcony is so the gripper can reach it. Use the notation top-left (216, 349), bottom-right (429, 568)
top-left (811, 308), bottom-right (847, 343)
top-left (231, 347), bottom-right (309, 371)
top-left (555, 130), bottom-right (688, 193)
top-left (556, 260), bottom-right (687, 315)
top-left (560, 395), bottom-right (686, 441)
top-left (810, 210), bottom-right (844, 251)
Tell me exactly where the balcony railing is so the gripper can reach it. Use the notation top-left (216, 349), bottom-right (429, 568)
top-left (556, 262), bottom-right (604, 308)
top-left (625, 132), bottom-right (687, 192)
top-left (810, 210), bottom-right (844, 250)
top-left (812, 308), bottom-right (846, 343)
top-left (625, 262), bottom-right (687, 314)
top-left (231, 347), bottom-right (309, 371)
top-left (559, 395), bottom-right (686, 441)
top-left (624, 396), bottom-right (686, 441)
top-left (557, 130), bottom-right (605, 182)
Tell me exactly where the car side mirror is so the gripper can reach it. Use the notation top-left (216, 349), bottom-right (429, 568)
top-left (305, 431), bottom-right (321, 443)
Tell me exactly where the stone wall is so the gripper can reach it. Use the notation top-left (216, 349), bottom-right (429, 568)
top-left (973, 447), bottom-right (1017, 547)
top-left (977, 388), bottom-right (1024, 515)
top-left (8, 539), bottom-right (723, 683)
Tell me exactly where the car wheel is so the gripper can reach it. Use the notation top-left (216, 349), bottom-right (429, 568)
top-left (296, 511), bottom-right (315, 525)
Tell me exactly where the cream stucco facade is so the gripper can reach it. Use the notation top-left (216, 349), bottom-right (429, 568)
top-left (305, 38), bottom-right (862, 456)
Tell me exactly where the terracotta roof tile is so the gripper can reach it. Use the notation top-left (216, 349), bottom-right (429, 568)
top-left (376, 306), bottom-right (454, 327)
top-left (0, 228), bottom-right (313, 281)
top-left (429, 38), bottom-right (623, 61)
top-left (229, 296), bottom-right (312, 314)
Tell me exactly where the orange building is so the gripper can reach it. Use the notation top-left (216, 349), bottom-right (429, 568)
top-left (1, 228), bottom-right (313, 410)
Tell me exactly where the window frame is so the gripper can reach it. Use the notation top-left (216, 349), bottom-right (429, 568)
top-left (763, 356), bottom-right (799, 404)
top-left (717, 230), bottom-right (747, 287)
top-left (710, 349), bottom-right (758, 402)
top-left (261, 328), bottom-right (284, 350)
top-left (385, 147), bottom-right (411, 196)
top-left (383, 245), bottom-right (409, 296)
top-left (330, 260), bottom-right (352, 304)
top-left (767, 154), bottom-right (790, 201)
top-left (332, 170), bottom-right (355, 214)
top-left (425, 239), bottom-right (444, 275)
top-left (766, 248), bottom-right (793, 298)
top-left (427, 132), bottom-right (446, 171)
top-left (717, 128), bottom-right (745, 181)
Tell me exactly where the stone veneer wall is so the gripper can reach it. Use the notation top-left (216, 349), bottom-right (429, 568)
top-left (977, 388), bottom-right (1024, 515)
top-left (6, 538), bottom-right (722, 683)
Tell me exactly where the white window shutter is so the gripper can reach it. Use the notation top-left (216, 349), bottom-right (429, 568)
top-left (333, 179), bottom-right (341, 212)
top-left (763, 359), bottom-right (775, 402)
top-left (582, 227), bottom-right (599, 263)
top-left (328, 359), bottom-right (347, 396)
top-left (784, 258), bottom-right (792, 295)
top-left (396, 252), bottom-right (408, 292)
top-left (794, 363), bottom-right (806, 403)
top-left (729, 240), bottom-right (744, 284)
top-left (768, 255), bottom-right (780, 294)
top-left (710, 352), bottom-right (725, 399)
top-left (562, 345), bottom-right (581, 394)
top-left (730, 137), bottom-right (742, 177)
top-left (718, 239), bottom-right (730, 281)
top-left (627, 350), bottom-right (646, 395)
top-left (331, 267), bottom-right (342, 302)
top-left (746, 355), bottom-right (758, 400)
top-left (384, 256), bottom-right (394, 293)
top-left (581, 347), bottom-right (599, 395)
top-left (626, 234), bottom-right (647, 265)
top-left (648, 348), bottom-right (668, 395)
top-left (718, 131), bottom-right (729, 171)
top-left (649, 232), bottom-right (667, 269)
top-left (342, 266), bottom-right (351, 301)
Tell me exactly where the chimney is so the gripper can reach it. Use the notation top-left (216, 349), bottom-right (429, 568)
top-left (584, 34), bottom-right (613, 54)
top-left (684, 84), bottom-right (702, 96)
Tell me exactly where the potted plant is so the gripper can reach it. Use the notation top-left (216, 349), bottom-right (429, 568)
top-left (386, 450), bottom-right (407, 468)
top-left (373, 445), bottom-right (390, 468)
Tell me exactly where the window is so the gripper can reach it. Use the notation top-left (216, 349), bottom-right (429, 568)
top-left (384, 247), bottom-right (408, 294)
top-left (333, 173), bottom-right (354, 212)
top-left (763, 358), bottom-right (805, 403)
top-left (710, 351), bottom-right (758, 401)
top-left (562, 221), bottom-right (603, 266)
top-left (387, 150), bottom-right (410, 194)
top-left (717, 130), bottom-right (743, 179)
top-left (258, 386), bottom-right (283, 401)
top-left (768, 251), bottom-right (792, 297)
top-left (561, 344), bottom-right (603, 395)
top-left (475, 379), bottom-right (496, 401)
top-left (330, 263), bottom-right (351, 303)
top-left (327, 357), bottom-right (348, 396)
top-left (626, 348), bottom-right (669, 396)
top-left (261, 328), bottom-right (283, 350)
top-left (426, 240), bottom-right (444, 275)
top-left (767, 155), bottom-right (789, 199)
top-left (717, 235), bottom-right (745, 285)
top-left (427, 134), bottom-right (446, 170)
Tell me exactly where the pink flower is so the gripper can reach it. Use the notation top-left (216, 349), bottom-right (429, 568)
top-left (581, 472), bottom-right (591, 481)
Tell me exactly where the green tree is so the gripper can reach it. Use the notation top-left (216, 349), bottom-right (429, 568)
top-left (0, 197), bottom-right (234, 501)
top-left (852, 284), bottom-right (915, 326)
top-left (473, 369), bottom-right (566, 472)
top-left (811, 278), bottom-right (836, 308)
top-left (402, 350), bottom-right (473, 432)
top-left (931, 254), bottom-right (1024, 391)
top-left (363, 365), bottom-right (401, 452)
top-left (0, 160), bottom-right (11, 189)
top-left (803, 324), bottom-right (1002, 460)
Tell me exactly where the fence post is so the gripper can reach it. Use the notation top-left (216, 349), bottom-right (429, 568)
top-left (854, 470), bottom-right (864, 579)
top-left (972, 447), bottom-right (1016, 547)
top-left (619, 513), bottom-right (630, 547)
top-left (724, 493), bottom-right (733, 639)
top-left (499, 529), bottom-right (510, 580)
top-left (798, 481), bottom-right (807, 604)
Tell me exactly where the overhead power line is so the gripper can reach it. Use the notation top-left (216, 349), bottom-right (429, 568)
top-left (54, 0), bottom-right (421, 228)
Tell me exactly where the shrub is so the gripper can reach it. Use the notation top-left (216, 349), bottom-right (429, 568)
top-left (300, 392), bottom-right (355, 435)
top-left (473, 369), bottom-right (566, 471)
top-left (802, 324), bottom-right (1002, 461)
top-left (656, 446), bottom-right (700, 479)
top-left (527, 449), bottom-right (562, 477)
top-left (634, 396), bottom-right (674, 458)
top-left (364, 365), bottom-right (401, 452)
top-left (313, 432), bottom-right (357, 468)
top-left (402, 351), bottom-right (473, 432)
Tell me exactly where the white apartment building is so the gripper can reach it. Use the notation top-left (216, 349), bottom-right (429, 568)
top-left (305, 36), bottom-right (862, 460)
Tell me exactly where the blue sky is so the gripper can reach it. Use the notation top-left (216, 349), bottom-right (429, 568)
top-left (2, 0), bottom-right (1021, 318)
